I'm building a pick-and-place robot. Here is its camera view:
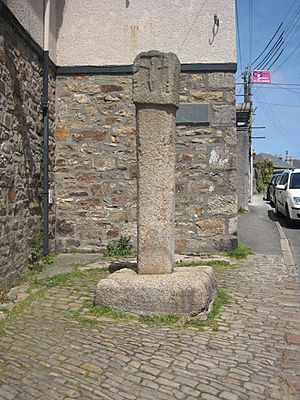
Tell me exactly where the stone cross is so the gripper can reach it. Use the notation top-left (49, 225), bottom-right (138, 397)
top-left (133, 50), bottom-right (180, 274)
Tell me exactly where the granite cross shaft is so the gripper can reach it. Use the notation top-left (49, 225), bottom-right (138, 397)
top-left (133, 50), bottom-right (180, 274)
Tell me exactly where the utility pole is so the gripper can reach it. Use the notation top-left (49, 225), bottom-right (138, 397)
top-left (244, 65), bottom-right (253, 202)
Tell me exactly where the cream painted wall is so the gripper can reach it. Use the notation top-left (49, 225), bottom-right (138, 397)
top-left (57, 0), bottom-right (236, 66)
top-left (4, 0), bottom-right (59, 62)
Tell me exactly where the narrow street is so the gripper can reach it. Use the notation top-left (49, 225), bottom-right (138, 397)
top-left (238, 194), bottom-right (300, 280)
top-left (274, 209), bottom-right (300, 280)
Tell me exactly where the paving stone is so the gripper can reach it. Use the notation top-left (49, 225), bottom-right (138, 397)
top-left (0, 254), bottom-right (299, 399)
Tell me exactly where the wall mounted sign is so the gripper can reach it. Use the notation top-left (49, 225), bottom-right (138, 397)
top-left (176, 104), bottom-right (210, 125)
top-left (252, 70), bottom-right (271, 84)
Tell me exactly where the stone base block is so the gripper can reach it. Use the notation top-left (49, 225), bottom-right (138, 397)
top-left (94, 267), bottom-right (217, 318)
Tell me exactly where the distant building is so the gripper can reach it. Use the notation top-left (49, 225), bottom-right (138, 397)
top-left (292, 159), bottom-right (300, 168)
top-left (254, 153), bottom-right (290, 170)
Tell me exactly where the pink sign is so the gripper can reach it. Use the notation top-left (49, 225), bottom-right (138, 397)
top-left (252, 70), bottom-right (271, 84)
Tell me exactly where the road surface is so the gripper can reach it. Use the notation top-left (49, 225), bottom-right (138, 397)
top-left (238, 194), bottom-right (300, 280)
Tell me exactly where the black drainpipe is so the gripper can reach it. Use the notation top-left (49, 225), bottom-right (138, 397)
top-left (42, 50), bottom-right (49, 255)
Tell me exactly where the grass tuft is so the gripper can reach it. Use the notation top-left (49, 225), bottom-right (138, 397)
top-left (176, 259), bottom-right (233, 273)
top-left (80, 288), bottom-right (231, 331)
top-left (0, 289), bottom-right (46, 335)
top-left (105, 236), bottom-right (134, 258)
top-left (226, 244), bottom-right (254, 259)
top-left (82, 299), bottom-right (135, 321)
top-left (35, 268), bottom-right (106, 288)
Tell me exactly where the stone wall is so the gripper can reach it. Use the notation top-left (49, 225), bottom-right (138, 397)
top-left (0, 13), bottom-right (55, 296)
top-left (55, 71), bottom-right (237, 254)
top-left (237, 127), bottom-right (250, 209)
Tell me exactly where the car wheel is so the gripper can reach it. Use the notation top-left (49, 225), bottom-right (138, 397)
top-left (285, 204), bottom-right (293, 227)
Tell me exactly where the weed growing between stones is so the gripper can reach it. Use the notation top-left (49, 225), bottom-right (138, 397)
top-left (0, 267), bottom-right (107, 335)
top-left (71, 311), bottom-right (99, 328)
top-left (79, 289), bottom-right (231, 331)
top-left (28, 234), bottom-right (57, 266)
top-left (105, 236), bottom-right (133, 258)
top-left (238, 207), bottom-right (247, 214)
top-left (0, 289), bottom-right (46, 335)
top-left (0, 262), bottom-right (231, 335)
top-left (16, 234), bottom-right (58, 286)
top-left (175, 259), bottom-right (233, 272)
top-left (226, 243), bottom-right (254, 259)
top-left (34, 267), bottom-right (107, 288)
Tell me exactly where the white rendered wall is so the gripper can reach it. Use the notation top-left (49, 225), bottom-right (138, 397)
top-left (4, 0), bottom-right (59, 62)
top-left (57, 0), bottom-right (236, 66)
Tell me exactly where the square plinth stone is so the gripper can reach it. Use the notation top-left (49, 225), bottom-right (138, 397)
top-left (94, 267), bottom-right (216, 318)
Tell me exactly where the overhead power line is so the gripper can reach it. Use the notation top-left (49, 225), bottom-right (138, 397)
top-left (251, 23), bottom-right (283, 65)
top-left (255, 101), bottom-right (300, 108)
top-left (249, 0), bottom-right (253, 63)
top-left (251, 1), bottom-right (300, 71)
top-left (255, 34), bottom-right (284, 69)
top-left (235, 0), bottom-right (243, 76)
top-left (282, 0), bottom-right (298, 24)
top-left (265, 48), bottom-right (284, 70)
top-left (236, 82), bottom-right (300, 86)
top-left (273, 41), bottom-right (300, 73)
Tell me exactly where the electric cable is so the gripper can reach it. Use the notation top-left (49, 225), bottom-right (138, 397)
top-left (249, 0), bottom-right (253, 63)
top-left (255, 101), bottom-right (300, 108)
top-left (254, 34), bottom-right (284, 69)
top-left (264, 48), bottom-right (284, 70)
top-left (251, 23), bottom-right (283, 65)
top-left (250, 1), bottom-right (300, 69)
top-left (236, 0), bottom-right (243, 75)
top-left (273, 41), bottom-right (300, 74)
top-left (178, 0), bottom-right (208, 52)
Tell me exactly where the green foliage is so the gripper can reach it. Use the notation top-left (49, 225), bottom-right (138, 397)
top-left (28, 234), bottom-right (43, 264)
top-left (138, 314), bottom-right (181, 326)
top-left (0, 289), bottom-right (46, 335)
top-left (84, 300), bottom-right (135, 321)
top-left (256, 160), bottom-right (273, 192)
top-left (72, 311), bottom-right (99, 328)
top-left (27, 234), bottom-right (58, 273)
top-left (35, 268), bottom-right (105, 289)
top-left (256, 177), bottom-right (264, 193)
top-left (105, 236), bottom-right (133, 258)
top-left (226, 243), bottom-right (253, 259)
top-left (176, 259), bottom-right (233, 273)
top-left (81, 288), bottom-right (231, 331)
top-left (186, 288), bottom-right (231, 331)
top-left (238, 207), bottom-right (247, 214)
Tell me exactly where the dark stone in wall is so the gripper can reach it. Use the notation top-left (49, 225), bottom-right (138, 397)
top-left (0, 14), bottom-right (55, 296)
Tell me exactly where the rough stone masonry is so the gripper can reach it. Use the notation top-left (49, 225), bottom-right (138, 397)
top-left (133, 50), bottom-right (180, 274)
top-left (54, 70), bottom-right (237, 255)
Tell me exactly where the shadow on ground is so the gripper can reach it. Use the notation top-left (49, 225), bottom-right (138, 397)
top-left (266, 202), bottom-right (300, 230)
top-left (108, 261), bottom-right (138, 274)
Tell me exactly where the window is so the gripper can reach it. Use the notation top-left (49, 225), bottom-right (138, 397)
top-left (290, 172), bottom-right (300, 189)
top-left (279, 173), bottom-right (288, 185)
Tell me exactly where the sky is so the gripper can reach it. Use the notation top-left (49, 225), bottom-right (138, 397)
top-left (236, 0), bottom-right (300, 161)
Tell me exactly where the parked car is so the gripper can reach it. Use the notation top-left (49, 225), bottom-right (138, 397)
top-left (269, 173), bottom-right (283, 207)
top-left (275, 168), bottom-right (300, 225)
top-left (265, 170), bottom-right (284, 201)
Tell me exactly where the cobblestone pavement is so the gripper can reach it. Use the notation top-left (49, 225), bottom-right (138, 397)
top-left (0, 254), bottom-right (299, 400)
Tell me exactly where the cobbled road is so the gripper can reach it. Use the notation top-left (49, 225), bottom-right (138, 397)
top-left (0, 254), bottom-right (299, 400)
